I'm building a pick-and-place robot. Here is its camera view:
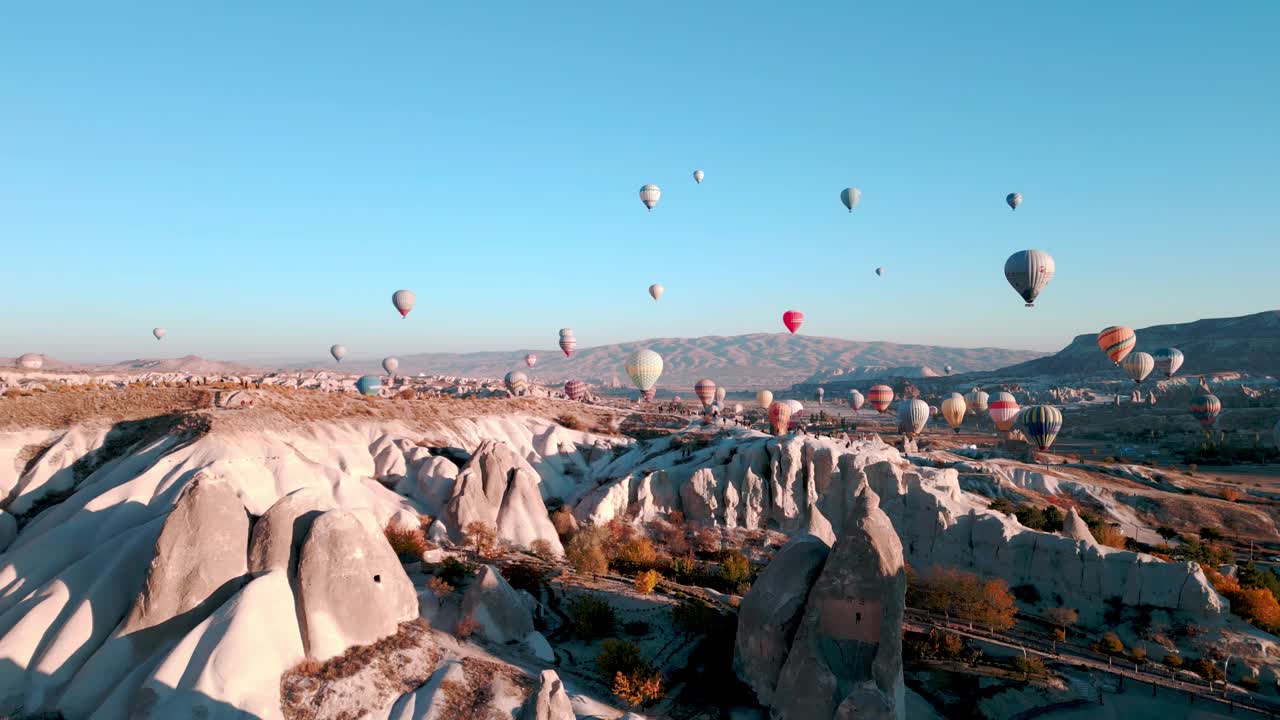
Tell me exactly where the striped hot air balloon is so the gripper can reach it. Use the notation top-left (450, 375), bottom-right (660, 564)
top-left (625, 349), bottom-right (664, 392)
top-left (694, 379), bottom-right (717, 407)
top-left (941, 393), bottom-right (966, 433)
top-left (558, 329), bottom-right (577, 358)
top-left (1189, 393), bottom-right (1221, 429)
top-left (965, 389), bottom-right (990, 414)
top-left (1007, 192), bottom-right (1022, 210)
top-left (16, 353), bottom-right (43, 370)
top-left (1152, 348), bottom-right (1184, 378)
top-left (1021, 405), bottom-right (1063, 451)
top-left (505, 371), bottom-right (529, 396)
top-left (564, 380), bottom-right (588, 401)
top-left (1123, 352), bottom-right (1155, 385)
top-left (840, 187), bottom-right (861, 212)
top-left (782, 310), bottom-right (804, 334)
top-left (867, 385), bottom-right (894, 414)
top-left (525, 353), bottom-right (537, 368)
top-left (392, 289), bottom-right (415, 318)
top-left (1097, 326), bottom-right (1136, 365)
top-left (639, 184), bottom-right (661, 211)
top-left (355, 375), bottom-right (382, 397)
top-left (768, 401), bottom-right (793, 436)
top-left (757, 390), bottom-right (774, 408)
top-left (897, 399), bottom-right (930, 437)
top-left (849, 389), bottom-right (865, 411)
top-left (988, 391), bottom-right (1021, 432)
top-left (1004, 250), bottom-right (1055, 307)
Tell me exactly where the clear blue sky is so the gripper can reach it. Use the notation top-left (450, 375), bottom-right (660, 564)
top-left (2, 2), bottom-right (1277, 364)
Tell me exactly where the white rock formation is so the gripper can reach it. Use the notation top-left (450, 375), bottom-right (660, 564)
top-left (519, 670), bottom-right (575, 720)
top-left (459, 565), bottom-right (536, 644)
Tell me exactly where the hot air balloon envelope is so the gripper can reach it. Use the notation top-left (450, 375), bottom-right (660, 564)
top-left (1097, 326), bottom-right (1137, 365)
top-left (625, 349), bottom-right (664, 392)
top-left (392, 289), bottom-right (416, 318)
top-left (649, 284), bottom-right (664, 301)
top-left (330, 345), bottom-right (347, 362)
top-left (694, 379), bottom-right (717, 407)
top-left (1004, 250), bottom-right (1055, 307)
top-left (897, 399), bottom-right (930, 436)
top-left (782, 310), bottom-right (805, 334)
top-left (505, 371), bottom-right (529, 396)
top-left (1021, 405), bottom-right (1063, 451)
top-left (693, 170), bottom-right (705, 184)
top-left (1123, 352), bottom-right (1155, 385)
top-left (1153, 348), bottom-right (1184, 378)
top-left (768, 401), bottom-right (793, 435)
top-left (564, 380), bottom-right (587, 401)
top-left (382, 357), bottom-right (399, 375)
top-left (639, 184), bottom-right (661, 211)
top-left (525, 353), bottom-right (537, 368)
top-left (941, 393), bottom-right (966, 432)
top-left (1007, 193), bottom-right (1022, 210)
top-left (757, 390), bottom-right (774, 408)
top-left (355, 375), bottom-right (382, 397)
top-left (867, 385), bottom-right (894, 413)
top-left (840, 187), bottom-right (861, 212)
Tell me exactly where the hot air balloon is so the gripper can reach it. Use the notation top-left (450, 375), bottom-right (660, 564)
top-left (330, 345), bottom-right (347, 363)
top-left (867, 385), bottom-right (894, 414)
top-left (694, 379), bottom-right (717, 407)
top-left (1021, 405), bottom-right (1063, 451)
top-left (355, 375), bottom-right (382, 397)
top-left (875, 267), bottom-right (884, 277)
top-left (941, 393), bottom-right (966, 433)
top-left (1006, 193), bottom-right (1022, 211)
top-left (693, 169), bottom-right (705, 184)
top-left (559, 329), bottom-right (577, 358)
top-left (1189, 393), bottom-right (1221, 429)
top-left (16, 353), bottom-right (43, 370)
top-left (816, 387), bottom-right (825, 403)
top-left (525, 353), bottom-right (537, 368)
top-left (715, 386), bottom-right (727, 404)
top-left (733, 403), bottom-right (743, 415)
top-left (392, 289), bottom-right (416, 318)
top-left (897, 399), bottom-right (930, 437)
top-left (782, 310), bottom-right (805, 334)
top-left (564, 380), bottom-right (588, 401)
top-left (1097, 326), bottom-right (1136, 365)
top-left (639, 184), bottom-right (661, 211)
top-left (757, 390), bottom-right (774, 408)
top-left (1004, 250), bottom-right (1055, 307)
top-left (1152, 348), bottom-right (1184, 378)
top-left (649, 284), bottom-right (664, 301)
top-left (945, 365), bottom-right (953, 375)
top-left (929, 405), bottom-right (940, 418)
top-left (153, 328), bottom-right (167, 340)
top-left (382, 357), bottom-right (399, 375)
top-left (1123, 352), bottom-right (1155, 385)
top-left (505, 371), bottom-right (529, 396)
top-left (849, 389), bottom-right (865, 411)
top-left (784, 399), bottom-right (804, 421)
top-left (625, 349), bottom-right (664, 392)
top-left (840, 187), bottom-right (861, 212)
top-left (768, 401), bottom-right (793, 436)
top-left (965, 389), bottom-right (990, 414)
top-left (988, 391), bottom-right (1021, 432)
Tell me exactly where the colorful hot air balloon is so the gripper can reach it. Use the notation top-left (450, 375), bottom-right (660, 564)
top-left (1006, 193), bottom-right (1022, 211)
top-left (1123, 352), bottom-right (1155, 385)
top-left (625, 349), bottom-right (664, 392)
top-left (840, 187), bottom-right (861, 212)
top-left (715, 386), bottom-right (727, 404)
top-left (1152, 348), bottom-right (1184, 378)
top-left (782, 310), bottom-right (805, 334)
top-left (392, 289), bottom-right (416, 318)
top-left (1004, 250), bottom-right (1055, 307)
top-left (1021, 405), bottom-right (1063, 451)
top-left (355, 375), bottom-right (382, 397)
top-left (849, 389), bottom-right (865, 411)
top-left (875, 267), bottom-right (884, 277)
top-left (16, 353), bottom-right (43, 370)
top-left (382, 357), bottom-right (399, 375)
top-left (153, 327), bottom-right (167, 340)
top-left (559, 329), bottom-right (577, 358)
top-left (693, 169), bottom-right (705, 184)
top-left (897, 399), bottom-right (930, 437)
top-left (639, 184), bottom-right (661, 211)
top-left (525, 353), bottom-right (537, 368)
top-left (941, 393), bottom-right (966, 433)
top-left (867, 385), bottom-right (894, 414)
top-left (988, 391), bottom-right (1021, 432)
top-left (965, 389), bottom-right (990, 414)
top-left (649, 284), bottom-right (664, 301)
top-left (330, 344), bottom-right (347, 363)
top-left (757, 390), bottom-right (774, 409)
top-left (1097, 326), bottom-right (1136, 365)
top-left (694, 379), bottom-right (717, 406)
top-left (768, 401), bottom-right (793, 435)
top-left (505, 371), bottom-right (529, 396)
top-left (1189, 393), bottom-right (1222, 429)
top-left (564, 380), bottom-right (588, 401)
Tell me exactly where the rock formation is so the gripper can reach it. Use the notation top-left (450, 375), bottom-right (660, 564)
top-left (459, 565), bottom-right (536, 644)
top-left (519, 670), bottom-right (575, 720)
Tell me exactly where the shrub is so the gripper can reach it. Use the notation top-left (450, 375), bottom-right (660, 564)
top-left (1130, 646), bottom-right (1147, 663)
top-left (596, 638), bottom-right (649, 678)
top-left (667, 510), bottom-right (686, 526)
top-left (565, 526), bottom-right (610, 576)
top-left (717, 551), bottom-right (752, 586)
top-left (550, 507), bottom-right (577, 539)
top-left (1012, 657), bottom-right (1046, 676)
top-left (693, 528), bottom-right (721, 554)
top-left (568, 594), bottom-right (616, 639)
top-left (907, 567), bottom-right (1017, 631)
top-left (1091, 524), bottom-right (1127, 549)
top-left (455, 614), bottom-right (481, 639)
top-left (1200, 526), bottom-right (1224, 542)
top-left (1163, 654), bottom-right (1184, 669)
top-left (671, 599), bottom-right (721, 636)
top-left (1052, 627), bottom-right (1066, 642)
top-left (1241, 675), bottom-right (1261, 691)
top-left (557, 413), bottom-right (588, 431)
top-left (1045, 606), bottom-right (1079, 631)
top-left (1193, 657), bottom-right (1225, 682)
top-left (617, 538), bottom-right (659, 570)
top-left (426, 576), bottom-right (455, 600)
top-left (502, 561), bottom-right (546, 594)
top-left (612, 669), bottom-right (663, 707)
top-left (667, 555), bottom-right (698, 580)
top-left (988, 498), bottom-right (1016, 515)
top-left (384, 521), bottom-right (428, 558)
top-left (634, 569), bottom-right (660, 594)
top-left (529, 538), bottom-right (555, 560)
top-left (436, 556), bottom-right (475, 586)
top-left (464, 521), bottom-right (498, 557)
top-left (1155, 526), bottom-right (1179, 541)
top-left (1219, 487), bottom-right (1243, 502)
top-left (1100, 632), bottom-right (1125, 655)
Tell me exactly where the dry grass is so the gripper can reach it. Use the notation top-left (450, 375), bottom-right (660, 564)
top-left (384, 521), bottom-right (428, 557)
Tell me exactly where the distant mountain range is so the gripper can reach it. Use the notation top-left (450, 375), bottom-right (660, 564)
top-left (993, 310), bottom-right (1280, 379)
top-left (313, 334), bottom-right (1047, 389)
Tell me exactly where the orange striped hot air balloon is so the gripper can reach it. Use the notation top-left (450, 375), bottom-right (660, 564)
top-left (1097, 326), bottom-right (1136, 365)
top-left (867, 385), bottom-right (894, 414)
top-left (768, 400), bottom-right (793, 436)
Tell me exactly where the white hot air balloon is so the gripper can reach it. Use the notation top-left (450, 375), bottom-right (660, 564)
top-left (757, 390), bottom-right (774, 409)
top-left (649, 284), bottom-right (664, 301)
top-left (639, 184), bottom-right (661, 211)
top-left (382, 357), bottom-right (399, 375)
top-left (1006, 193), bottom-right (1022, 211)
top-left (153, 327), bottom-right (167, 340)
top-left (330, 344), bottom-right (347, 363)
top-left (840, 187), bottom-right (861, 212)
top-left (392, 289), bottom-right (416, 318)
top-left (693, 169), bottom-right (705, 184)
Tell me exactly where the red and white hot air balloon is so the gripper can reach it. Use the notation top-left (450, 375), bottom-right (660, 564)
top-left (694, 379), bottom-right (717, 407)
top-left (782, 310), bottom-right (805, 334)
top-left (564, 380), bottom-right (587, 401)
top-left (867, 385), bottom-right (894, 414)
top-left (768, 401), bottom-right (793, 436)
top-left (525, 353), bottom-right (537, 368)
top-left (558, 328), bottom-right (577, 358)
top-left (392, 289), bottom-right (416, 318)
